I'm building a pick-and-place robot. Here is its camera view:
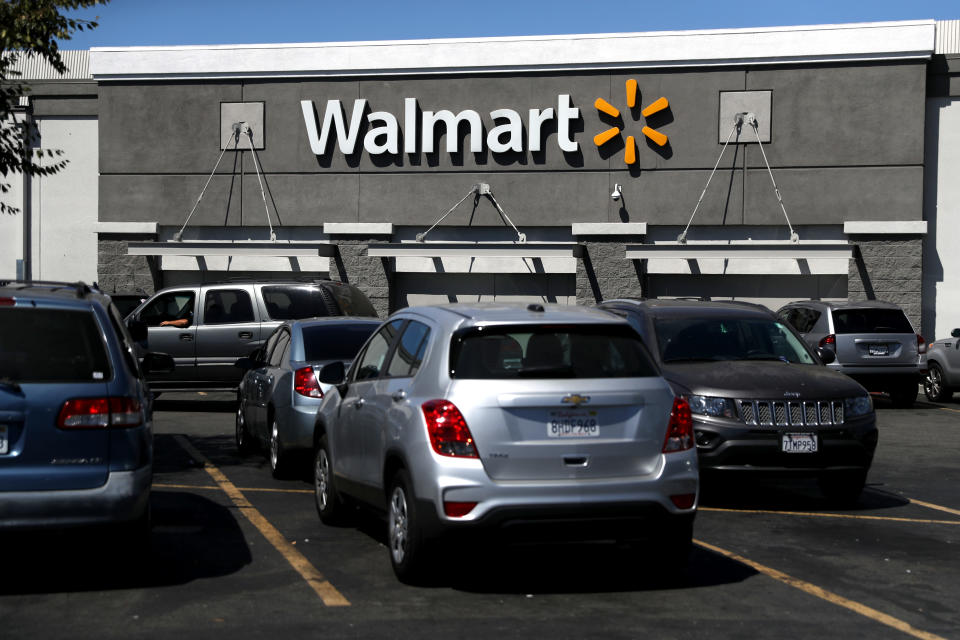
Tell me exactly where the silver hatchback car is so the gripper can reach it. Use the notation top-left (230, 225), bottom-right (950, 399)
top-left (311, 303), bottom-right (699, 582)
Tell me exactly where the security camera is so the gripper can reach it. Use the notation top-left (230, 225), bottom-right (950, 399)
top-left (611, 184), bottom-right (622, 201)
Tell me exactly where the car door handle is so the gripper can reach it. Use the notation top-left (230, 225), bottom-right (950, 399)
top-left (392, 390), bottom-right (407, 403)
top-left (238, 331), bottom-right (253, 339)
top-left (179, 333), bottom-right (193, 342)
top-left (355, 398), bottom-right (365, 409)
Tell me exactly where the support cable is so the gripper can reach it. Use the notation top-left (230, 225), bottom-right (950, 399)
top-left (416, 183), bottom-right (527, 243)
top-left (677, 122), bottom-right (740, 244)
top-left (747, 115), bottom-right (799, 243)
top-left (242, 124), bottom-right (276, 242)
top-left (173, 128), bottom-right (238, 242)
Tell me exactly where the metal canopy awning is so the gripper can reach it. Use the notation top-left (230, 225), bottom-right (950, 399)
top-left (127, 242), bottom-right (336, 257)
top-left (367, 242), bottom-right (584, 259)
top-left (624, 243), bottom-right (853, 260)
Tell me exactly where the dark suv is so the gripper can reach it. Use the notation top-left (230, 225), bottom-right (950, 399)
top-left (127, 280), bottom-right (377, 391)
top-left (777, 300), bottom-right (924, 407)
top-left (599, 299), bottom-right (878, 504)
top-left (0, 281), bottom-right (173, 536)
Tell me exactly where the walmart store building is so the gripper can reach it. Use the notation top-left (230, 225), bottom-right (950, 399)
top-left (2, 20), bottom-right (959, 337)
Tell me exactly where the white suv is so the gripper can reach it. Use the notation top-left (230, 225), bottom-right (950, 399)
top-left (311, 303), bottom-right (699, 583)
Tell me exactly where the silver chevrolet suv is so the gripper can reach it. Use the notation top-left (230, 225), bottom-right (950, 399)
top-left (311, 303), bottom-right (699, 583)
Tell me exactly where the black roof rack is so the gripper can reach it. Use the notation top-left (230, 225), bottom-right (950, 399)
top-left (0, 280), bottom-right (100, 298)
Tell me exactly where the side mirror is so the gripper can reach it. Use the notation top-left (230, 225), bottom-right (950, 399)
top-left (951, 328), bottom-right (960, 339)
top-left (815, 346), bottom-right (836, 365)
top-left (317, 360), bottom-right (346, 385)
top-left (127, 318), bottom-right (148, 343)
top-left (142, 352), bottom-right (175, 374)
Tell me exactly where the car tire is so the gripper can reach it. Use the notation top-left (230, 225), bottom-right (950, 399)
top-left (235, 401), bottom-right (255, 456)
top-left (314, 436), bottom-right (347, 524)
top-left (651, 513), bottom-right (694, 570)
top-left (269, 419), bottom-right (289, 478)
top-left (924, 363), bottom-right (953, 403)
top-left (116, 502), bottom-right (152, 560)
top-left (819, 469), bottom-right (867, 506)
top-left (889, 382), bottom-right (917, 408)
top-left (387, 469), bottom-right (433, 584)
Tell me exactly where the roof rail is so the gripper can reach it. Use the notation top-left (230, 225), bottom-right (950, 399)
top-left (0, 280), bottom-right (98, 298)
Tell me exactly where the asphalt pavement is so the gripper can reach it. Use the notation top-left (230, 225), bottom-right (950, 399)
top-left (1, 392), bottom-right (958, 639)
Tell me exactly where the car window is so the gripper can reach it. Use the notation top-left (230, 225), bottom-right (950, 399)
top-left (301, 324), bottom-right (379, 361)
top-left (269, 331), bottom-right (291, 367)
top-left (387, 321), bottom-right (431, 378)
top-left (325, 283), bottom-right (378, 318)
top-left (831, 309), bottom-right (913, 334)
top-left (653, 316), bottom-right (816, 364)
top-left (262, 286), bottom-right (333, 320)
top-left (204, 289), bottom-right (255, 325)
top-left (352, 320), bottom-right (403, 381)
top-left (784, 307), bottom-right (820, 334)
top-left (262, 328), bottom-right (282, 362)
top-left (0, 308), bottom-right (112, 383)
top-left (450, 324), bottom-right (657, 379)
top-left (139, 291), bottom-right (195, 327)
top-left (107, 302), bottom-right (141, 377)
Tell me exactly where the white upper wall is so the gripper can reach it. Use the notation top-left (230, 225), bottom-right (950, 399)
top-left (89, 20), bottom-right (936, 80)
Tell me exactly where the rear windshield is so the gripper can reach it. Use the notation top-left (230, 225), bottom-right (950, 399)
top-left (262, 286), bottom-right (334, 320)
top-left (653, 316), bottom-right (816, 364)
top-left (0, 308), bottom-right (112, 383)
top-left (831, 309), bottom-right (914, 334)
top-left (450, 324), bottom-right (658, 379)
top-left (301, 324), bottom-right (378, 361)
top-left (326, 284), bottom-right (378, 318)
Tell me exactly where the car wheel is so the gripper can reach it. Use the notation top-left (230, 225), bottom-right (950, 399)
top-left (819, 469), bottom-right (867, 506)
top-left (235, 401), bottom-right (255, 456)
top-left (387, 469), bottom-right (433, 584)
top-left (116, 502), bottom-right (152, 560)
top-left (269, 419), bottom-right (288, 478)
top-left (924, 363), bottom-right (953, 403)
top-left (890, 382), bottom-right (918, 408)
top-left (314, 436), bottom-right (347, 524)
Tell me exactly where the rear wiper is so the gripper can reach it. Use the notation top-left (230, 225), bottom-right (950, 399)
top-left (0, 377), bottom-right (22, 393)
top-left (516, 365), bottom-right (575, 378)
top-left (662, 357), bottom-right (723, 363)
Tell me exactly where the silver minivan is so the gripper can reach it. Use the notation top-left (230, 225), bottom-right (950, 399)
top-left (311, 303), bottom-right (699, 583)
top-left (127, 281), bottom-right (377, 391)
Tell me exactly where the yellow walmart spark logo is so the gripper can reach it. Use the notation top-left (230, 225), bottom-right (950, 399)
top-left (593, 79), bottom-right (670, 165)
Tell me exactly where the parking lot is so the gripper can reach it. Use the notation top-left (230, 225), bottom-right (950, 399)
top-left (1, 392), bottom-right (958, 639)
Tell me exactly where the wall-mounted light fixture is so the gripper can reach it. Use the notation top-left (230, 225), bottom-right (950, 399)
top-left (611, 184), bottom-right (623, 201)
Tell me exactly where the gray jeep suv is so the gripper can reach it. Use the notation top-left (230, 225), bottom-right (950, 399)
top-left (311, 303), bottom-right (699, 583)
top-left (599, 299), bottom-right (878, 504)
top-left (777, 300), bottom-right (923, 407)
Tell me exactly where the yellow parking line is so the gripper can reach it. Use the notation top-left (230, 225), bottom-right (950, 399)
top-left (915, 401), bottom-right (960, 414)
top-left (155, 482), bottom-right (313, 495)
top-left (909, 498), bottom-right (960, 518)
top-left (694, 539), bottom-right (946, 640)
top-left (172, 435), bottom-right (349, 607)
top-left (700, 506), bottom-right (960, 526)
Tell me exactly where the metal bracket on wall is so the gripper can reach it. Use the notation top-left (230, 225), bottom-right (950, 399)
top-left (678, 112), bottom-right (798, 245)
top-left (415, 182), bottom-right (527, 244)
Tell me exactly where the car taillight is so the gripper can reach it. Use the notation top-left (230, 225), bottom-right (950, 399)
top-left (422, 399), bottom-right (478, 458)
top-left (917, 334), bottom-right (926, 354)
top-left (663, 397), bottom-right (694, 453)
top-left (670, 493), bottom-right (696, 509)
top-left (444, 501), bottom-right (477, 517)
top-left (0, 297), bottom-right (14, 306)
top-left (819, 334), bottom-right (836, 348)
top-left (57, 397), bottom-right (142, 429)
top-left (294, 367), bottom-right (324, 398)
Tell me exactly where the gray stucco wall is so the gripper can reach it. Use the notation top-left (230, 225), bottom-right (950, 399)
top-left (98, 234), bottom-right (160, 295)
top-left (97, 62), bottom-right (927, 231)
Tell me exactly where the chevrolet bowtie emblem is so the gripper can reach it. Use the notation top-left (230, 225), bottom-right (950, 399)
top-left (562, 394), bottom-right (591, 407)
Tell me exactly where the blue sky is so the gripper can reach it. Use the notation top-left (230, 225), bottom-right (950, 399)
top-left (63, 0), bottom-right (960, 48)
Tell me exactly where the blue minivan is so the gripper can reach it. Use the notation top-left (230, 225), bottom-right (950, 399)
top-left (0, 281), bottom-right (172, 538)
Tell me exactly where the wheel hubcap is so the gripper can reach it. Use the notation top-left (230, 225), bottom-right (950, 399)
top-left (928, 368), bottom-right (942, 397)
top-left (389, 486), bottom-right (408, 565)
top-left (236, 407), bottom-right (245, 445)
top-left (315, 450), bottom-right (329, 510)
